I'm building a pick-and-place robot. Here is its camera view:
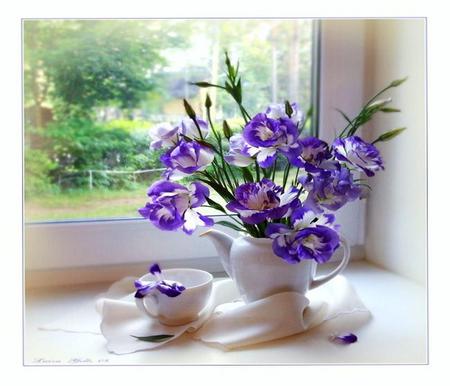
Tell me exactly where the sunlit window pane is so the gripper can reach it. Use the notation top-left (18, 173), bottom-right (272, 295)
top-left (24, 19), bottom-right (314, 222)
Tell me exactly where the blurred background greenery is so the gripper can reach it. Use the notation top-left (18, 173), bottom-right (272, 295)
top-left (24, 19), bottom-right (313, 221)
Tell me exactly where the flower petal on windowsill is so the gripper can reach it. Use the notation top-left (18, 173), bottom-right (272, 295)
top-left (330, 333), bottom-right (358, 344)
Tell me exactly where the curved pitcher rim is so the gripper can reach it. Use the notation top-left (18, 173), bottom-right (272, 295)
top-left (238, 233), bottom-right (273, 245)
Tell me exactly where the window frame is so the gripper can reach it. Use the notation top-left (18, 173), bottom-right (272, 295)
top-left (24, 19), bottom-right (369, 287)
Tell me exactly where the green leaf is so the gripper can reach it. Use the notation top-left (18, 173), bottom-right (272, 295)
top-left (380, 107), bottom-right (401, 113)
top-left (205, 196), bottom-right (227, 213)
top-left (389, 77), bottom-right (408, 87)
top-left (335, 108), bottom-right (355, 128)
top-left (131, 334), bottom-right (174, 343)
top-left (241, 166), bottom-right (254, 183)
top-left (216, 220), bottom-right (246, 233)
top-left (372, 127), bottom-right (406, 144)
top-left (198, 178), bottom-right (234, 201)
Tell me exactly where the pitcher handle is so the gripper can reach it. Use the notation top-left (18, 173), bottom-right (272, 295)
top-left (135, 293), bottom-right (159, 318)
top-left (310, 236), bottom-right (350, 290)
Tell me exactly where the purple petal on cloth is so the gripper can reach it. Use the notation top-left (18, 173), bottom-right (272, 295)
top-left (330, 333), bottom-right (358, 344)
top-left (149, 263), bottom-right (161, 276)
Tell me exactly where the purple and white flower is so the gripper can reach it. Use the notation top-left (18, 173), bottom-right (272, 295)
top-left (179, 118), bottom-right (209, 139)
top-left (149, 123), bottom-right (179, 150)
top-left (138, 180), bottom-right (214, 234)
top-left (160, 140), bottom-right (214, 180)
top-left (224, 134), bottom-right (258, 167)
top-left (300, 165), bottom-right (362, 213)
top-left (266, 207), bottom-right (340, 264)
top-left (226, 178), bottom-right (299, 224)
top-left (134, 263), bottom-right (186, 298)
top-left (333, 136), bottom-right (384, 177)
top-left (289, 137), bottom-right (332, 173)
top-left (240, 113), bottom-right (300, 167)
top-left (266, 102), bottom-right (305, 127)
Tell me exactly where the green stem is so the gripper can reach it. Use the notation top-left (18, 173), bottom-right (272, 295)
top-left (282, 161), bottom-right (291, 191)
top-left (206, 107), bottom-right (238, 192)
top-left (255, 161), bottom-right (261, 181)
top-left (271, 158), bottom-right (277, 180)
top-left (339, 83), bottom-right (397, 138)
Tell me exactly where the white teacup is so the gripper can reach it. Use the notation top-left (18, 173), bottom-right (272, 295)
top-left (135, 268), bottom-right (213, 326)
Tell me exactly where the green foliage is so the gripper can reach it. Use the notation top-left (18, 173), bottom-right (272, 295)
top-left (339, 78), bottom-right (407, 138)
top-left (31, 118), bottom-right (163, 190)
top-left (25, 148), bottom-right (58, 197)
top-left (24, 20), bottom-right (190, 118)
top-left (103, 119), bottom-right (153, 133)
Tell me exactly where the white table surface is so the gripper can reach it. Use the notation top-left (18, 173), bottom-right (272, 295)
top-left (24, 261), bottom-right (427, 365)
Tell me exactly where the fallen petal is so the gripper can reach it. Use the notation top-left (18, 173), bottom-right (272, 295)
top-left (330, 333), bottom-right (358, 344)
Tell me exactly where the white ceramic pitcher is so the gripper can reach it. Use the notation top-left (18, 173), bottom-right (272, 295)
top-left (201, 230), bottom-right (350, 303)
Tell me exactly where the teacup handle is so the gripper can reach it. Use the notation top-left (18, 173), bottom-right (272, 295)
top-left (135, 293), bottom-right (159, 318)
top-left (310, 236), bottom-right (350, 290)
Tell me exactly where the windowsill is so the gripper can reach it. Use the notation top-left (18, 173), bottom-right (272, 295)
top-left (24, 260), bottom-right (427, 365)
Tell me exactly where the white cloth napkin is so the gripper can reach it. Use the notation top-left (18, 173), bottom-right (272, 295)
top-left (196, 276), bottom-right (370, 350)
top-left (39, 275), bottom-right (370, 354)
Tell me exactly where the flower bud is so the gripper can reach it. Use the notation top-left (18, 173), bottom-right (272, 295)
top-left (183, 99), bottom-right (196, 119)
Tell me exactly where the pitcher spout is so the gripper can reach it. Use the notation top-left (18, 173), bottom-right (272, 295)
top-left (200, 229), bottom-right (234, 277)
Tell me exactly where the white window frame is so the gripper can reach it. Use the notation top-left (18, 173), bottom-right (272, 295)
top-left (25, 20), bottom-right (368, 288)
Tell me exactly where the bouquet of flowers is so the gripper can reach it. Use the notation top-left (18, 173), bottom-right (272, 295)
top-left (139, 53), bottom-right (405, 265)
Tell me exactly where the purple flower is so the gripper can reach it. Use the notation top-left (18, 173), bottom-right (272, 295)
top-left (134, 263), bottom-right (186, 298)
top-left (161, 140), bottom-right (214, 180)
top-left (333, 136), bottom-right (384, 177)
top-left (266, 102), bottom-right (305, 127)
top-left (330, 333), bottom-right (358, 344)
top-left (226, 178), bottom-right (299, 224)
top-left (139, 180), bottom-right (214, 234)
top-left (241, 113), bottom-right (300, 168)
top-left (149, 123), bottom-right (179, 150)
top-left (224, 134), bottom-right (258, 167)
top-left (289, 137), bottom-right (332, 173)
top-left (266, 207), bottom-right (340, 264)
top-left (179, 118), bottom-right (209, 139)
top-left (300, 165), bottom-right (362, 213)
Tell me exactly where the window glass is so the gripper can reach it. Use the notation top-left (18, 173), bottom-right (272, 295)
top-left (24, 19), bottom-right (314, 222)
